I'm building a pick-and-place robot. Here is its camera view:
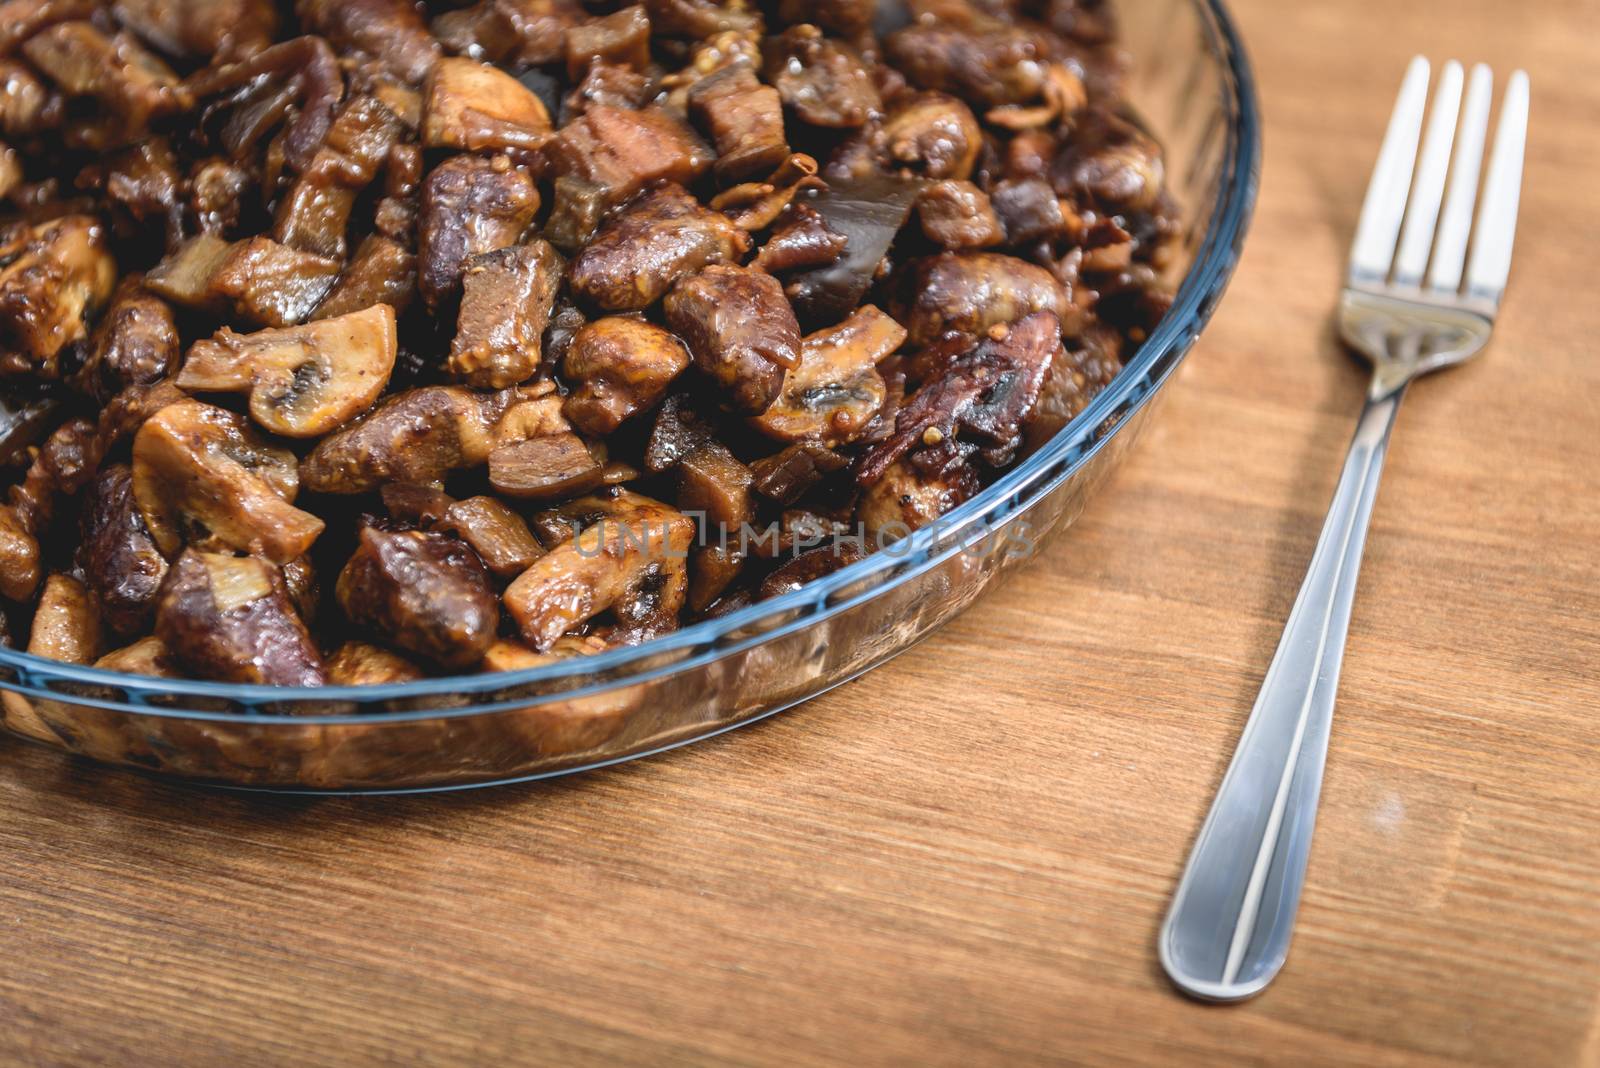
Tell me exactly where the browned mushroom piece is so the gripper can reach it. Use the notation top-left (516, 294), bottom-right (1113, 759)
top-left (25, 572), bottom-right (102, 665)
top-left (663, 264), bottom-right (800, 414)
top-left (300, 383), bottom-right (553, 493)
top-left (325, 640), bottom-right (425, 685)
top-left (896, 251), bottom-right (1079, 347)
top-left (208, 237), bottom-right (344, 327)
top-left (488, 433), bottom-right (604, 500)
top-left (311, 235), bottom-right (417, 321)
top-left (761, 25), bottom-right (881, 129)
top-left (155, 549), bottom-right (326, 685)
top-left (504, 490), bottom-right (694, 650)
top-left (856, 454), bottom-right (979, 542)
top-left (547, 105), bottom-right (713, 210)
top-left (70, 276), bottom-right (178, 401)
top-left (132, 399), bottom-right (324, 562)
top-left (687, 61), bottom-right (789, 184)
top-left (708, 152), bottom-right (825, 232)
top-left (274, 94), bottom-right (405, 260)
top-left (885, 10), bottom-right (1049, 108)
top-left (449, 240), bottom-right (564, 388)
top-left (433, 0), bottom-right (585, 68)
top-left (336, 522), bottom-right (499, 670)
top-left (561, 317), bottom-right (692, 436)
top-left (0, 0), bottom-right (97, 59)
top-left (189, 157), bottom-right (253, 235)
top-left (436, 496), bottom-right (544, 578)
top-left (417, 154), bottom-right (542, 309)
top-left (481, 633), bottom-right (608, 671)
top-left (642, 392), bottom-right (716, 474)
top-left (94, 634), bottom-right (179, 678)
top-left (0, 504), bottom-right (39, 602)
top-left (22, 21), bottom-right (185, 134)
top-left (0, 60), bottom-right (54, 137)
top-left (77, 464), bottom-right (168, 637)
top-left (0, 215), bottom-right (116, 379)
top-left (76, 137), bottom-right (184, 248)
top-left (678, 440), bottom-right (752, 530)
top-left (569, 184), bottom-right (750, 312)
top-left (112, 0), bottom-right (279, 62)
top-left (990, 176), bottom-right (1067, 245)
top-left (876, 91), bottom-right (984, 181)
top-left (177, 304), bottom-right (399, 438)
top-left (751, 304), bottom-right (905, 444)
top-left (564, 5), bottom-right (651, 79)
top-left (758, 540), bottom-right (867, 598)
top-left (143, 233), bottom-right (233, 310)
top-left (423, 57), bottom-right (553, 153)
top-left (296, 0), bottom-right (441, 85)
top-left (916, 180), bottom-right (1007, 249)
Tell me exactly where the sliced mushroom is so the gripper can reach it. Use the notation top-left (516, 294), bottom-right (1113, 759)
top-left (132, 399), bottom-right (324, 562)
top-left (143, 232), bottom-right (233, 310)
top-left (25, 572), bottom-right (101, 666)
top-left (663, 263), bottom-right (800, 414)
top-left (449, 240), bottom-right (564, 388)
top-left (488, 432), bottom-right (604, 500)
top-left (423, 56), bottom-right (553, 153)
top-left (155, 549), bottom-right (325, 685)
top-left (300, 383), bottom-right (556, 494)
top-left (709, 152), bottom-right (825, 231)
top-left (325, 640), bottom-right (425, 685)
top-left (751, 304), bottom-right (905, 444)
top-left (561, 317), bottom-right (691, 436)
top-left (0, 215), bottom-right (117, 378)
top-left (336, 522), bottom-right (498, 670)
top-left (177, 304), bottom-right (399, 438)
top-left (94, 634), bottom-right (179, 678)
top-left (209, 236), bottom-right (343, 328)
top-left (504, 490), bottom-right (694, 650)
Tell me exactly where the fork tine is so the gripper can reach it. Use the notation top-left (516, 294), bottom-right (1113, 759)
top-left (1465, 70), bottom-right (1530, 303)
top-left (1393, 61), bottom-right (1464, 286)
top-left (1427, 64), bottom-right (1493, 293)
top-left (1349, 56), bottom-right (1431, 284)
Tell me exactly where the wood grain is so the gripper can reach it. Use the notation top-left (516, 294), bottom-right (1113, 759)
top-left (3, 1), bottom-right (1599, 1064)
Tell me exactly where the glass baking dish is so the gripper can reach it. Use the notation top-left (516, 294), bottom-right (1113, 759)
top-left (0, 0), bottom-right (1260, 792)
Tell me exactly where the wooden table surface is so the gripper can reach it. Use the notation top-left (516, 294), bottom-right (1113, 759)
top-left (3, 1), bottom-right (1598, 1065)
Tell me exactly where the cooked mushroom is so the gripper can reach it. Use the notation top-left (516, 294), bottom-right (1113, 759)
top-left (336, 522), bottom-right (498, 670)
top-left (432, 0), bottom-right (584, 68)
top-left (25, 572), bottom-right (101, 666)
top-left (1022, 321), bottom-right (1122, 450)
top-left (709, 152), bottom-right (825, 231)
top-left (1053, 110), bottom-right (1166, 213)
top-left (417, 154), bottom-right (542, 309)
top-left (751, 304), bottom-right (904, 444)
top-left (155, 549), bottom-right (325, 685)
top-left (990, 176), bottom-right (1067, 244)
top-left (22, 21), bottom-right (184, 134)
top-left (504, 490), bottom-right (694, 650)
top-left (758, 541), bottom-right (867, 598)
top-left (300, 383), bottom-right (553, 493)
top-left (325, 640), bottom-right (425, 685)
top-left (0, 215), bottom-right (117, 378)
top-left (132, 399), bottom-right (324, 562)
top-left (111, 0), bottom-right (279, 62)
top-left (143, 233), bottom-right (234, 310)
top-left (561, 317), bottom-right (691, 436)
top-left (569, 183), bottom-right (750, 312)
top-left (0, 61), bottom-right (53, 137)
top-left (77, 464), bottom-right (168, 637)
top-left (677, 439), bottom-right (752, 530)
top-left (885, 11), bottom-right (1049, 108)
top-left (663, 264), bottom-right (800, 414)
top-left (423, 57), bottom-right (553, 153)
top-left (752, 203), bottom-right (849, 274)
top-left (749, 441), bottom-right (846, 505)
top-left (70, 276), bottom-right (178, 402)
top-left (177, 304), bottom-right (399, 438)
top-left (643, 0), bottom-right (760, 39)
top-left (642, 392), bottom-right (716, 473)
top-left (896, 251), bottom-right (1078, 347)
top-left (93, 634), bottom-right (179, 678)
top-left (449, 240), bottom-right (564, 388)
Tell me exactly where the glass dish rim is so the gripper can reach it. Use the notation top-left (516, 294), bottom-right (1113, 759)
top-left (0, 0), bottom-right (1261, 725)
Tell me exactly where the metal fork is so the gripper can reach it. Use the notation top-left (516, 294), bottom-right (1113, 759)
top-left (1159, 57), bottom-right (1530, 1002)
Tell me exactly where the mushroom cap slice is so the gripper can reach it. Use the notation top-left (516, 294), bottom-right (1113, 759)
top-left (751, 304), bottom-right (906, 445)
top-left (423, 56), bottom-right (553, 153)
top-left (177, 304), bottom-right (398, 438)
top-left (132, 399), bottom-right (324, 562)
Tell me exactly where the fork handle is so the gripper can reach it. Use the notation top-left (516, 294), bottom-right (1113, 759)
top-left (1159, 381), bottom-right (1407, 1001)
